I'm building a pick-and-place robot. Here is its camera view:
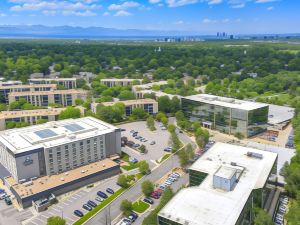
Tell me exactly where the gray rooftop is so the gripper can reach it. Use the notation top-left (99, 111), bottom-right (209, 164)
top-left (158, 142), bottom-right (277, 225)
top-left (183, 94), bottom-right (268, 111)
top-left (0, 117), bottom-right (118, 154)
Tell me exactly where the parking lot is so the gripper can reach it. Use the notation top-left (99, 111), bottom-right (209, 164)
top-left (0, 200), bottom-right (33, 225)
top-left (24, 175), bottom-right (120, 225)
top-left (118, 121), bottom-right (172, 167)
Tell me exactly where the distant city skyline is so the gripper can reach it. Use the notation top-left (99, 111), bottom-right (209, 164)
top-left (0, 0), bottom-right (299, 34)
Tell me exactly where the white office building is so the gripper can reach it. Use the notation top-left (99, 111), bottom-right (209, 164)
top-left (0, 117), bottom-right (121, 183)
top-left (158, 142), bottom-right (278, 225)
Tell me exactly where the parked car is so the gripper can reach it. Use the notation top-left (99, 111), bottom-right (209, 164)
top-left (0, 189), bottom-right (5, 194)
top-left (143, 197), bottom-right (154, 204)
top-left (130, 212), bottom-right (138, 220)
top-left (95, 196), bottom-right (104, 202)
top-left (0, 193), bottom-right (7, 200)
top-left (4, 197), bottom-right (12, 205)
top-left (161, 126), bottom-right (167, 130)
top-left (129, 157), bottom-right (138, 164)
top-left (83, 204), bottom-right (93, 211)
top-left (97, 191), bottom-right (108, 199)
top-left (150, 141), bottom-right (156, 145)
top-left (74, 210), bottom-right (84, 217)
top-left (122, 218), bottom-right (132, 225)
top-left (133, 144), bottom-right (140, 148)
top-left (150, 192), bottom-right (160, 199)
top-left (127, 141), bottom-right (135, 147)
top-left (121, 129), bottom-right (126, 132)
top-left (165, 180), bottom-right (172, 185)
top-left (132, 133), bottom-right (138, 137)
top-left (130, 130), bottom-right (135, 133)
top-left (87, 200), bottom-right (97, 208)
top-left (106, 188), bottom-right (114, 194)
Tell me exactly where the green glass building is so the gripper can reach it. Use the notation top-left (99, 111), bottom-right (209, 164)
top-left (181, 94), bottom-right (269, 137)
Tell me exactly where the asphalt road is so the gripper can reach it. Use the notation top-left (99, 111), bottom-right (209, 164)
top-left (85, 153), bottom-right (180, 225)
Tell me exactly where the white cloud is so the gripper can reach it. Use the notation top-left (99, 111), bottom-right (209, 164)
top-left (231, 3), bottom-right (245, 8)
top-left (202, 18), bottom-right (218, 23)
top-left (9, 0), bottom-right (101, 16)
top-left (255, 0), bottom-right (278, 3)
top-left (0, 12), bottom-right (7, 17)
top-left (174, 20), bottom-right (184, 25)
top-left (221, 18), bottom-right (230, 23)
top-left (149, 0), bottom-right (161, 3)
top-left (166, 0), bottom-right (198, 8)
top-left (207, 0), bottom-right (222, 5)
top-left (108, 1), bottom-right (140, 11)
top-left (114, 10), bottom-right (132, 16)
top-left (103, 11), bottom-right (110, 16)
top-left (267, 6), bottom-right (274, 10)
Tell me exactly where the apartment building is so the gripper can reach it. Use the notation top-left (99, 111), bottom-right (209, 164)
top-left (0, 107), bottom-right (85, 131)
top-left (8, 89), bottom-right (88, 107)
top-left (0, 84), bottom-right (57, 103)
top-left (158, 142), bottom-right (278, 225)
top-left (29, 78), bottom-right (77, 89)
top-left (182, 94), bottom-right (269, 137)
top-left (100, 78), bottom-right (142, 87)
top-left (91, 99), bottom-right (158, 116)
top-left (0, 117), bottom-right (121, 182)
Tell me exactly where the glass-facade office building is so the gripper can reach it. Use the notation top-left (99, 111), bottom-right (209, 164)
top-left (182, 94), bottom-right (269, 137)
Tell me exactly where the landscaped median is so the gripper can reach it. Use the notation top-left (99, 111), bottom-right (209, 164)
top-left (73, 188), bottom-right (125, 225)
top-left (156, 153), bottom-right (171, 164)
top-left (132, 200), bottom-right (150, 213)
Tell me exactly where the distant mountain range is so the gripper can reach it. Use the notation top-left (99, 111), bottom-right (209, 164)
top-left (0, 25), bottom-right (299, 40)
top-left (0, 25), bottom-right (201, 39)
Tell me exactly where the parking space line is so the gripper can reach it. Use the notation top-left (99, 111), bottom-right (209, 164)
top-left (55, 205), bottom-right (64, 209)
top-left (47, 211), bottom-right (57, 216)
top-left (52, 208), bottom-right (61, 213)
top-left (61, 202), bottom-right (69, 206)
top-left (34, 217), bottom-right (47, 224)
top-left (40, 214), bottom-right (50, 219)
top-left (74, 193), bottom-right (82, 198)
top-left (29, 221), bottom-right (39, 225)
top-left (65, 216), bottom-right (75, 222)
top-left (71, 196), bottom-right (78, 200)
top-left (66, 199), bottom-right (73, 203)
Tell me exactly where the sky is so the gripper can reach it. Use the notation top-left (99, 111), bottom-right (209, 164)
top-left (0, 0), bottom-right (299, 34)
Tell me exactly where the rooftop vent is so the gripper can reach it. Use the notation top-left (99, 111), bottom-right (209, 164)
top-left (60, 177), bottom-right (64, 181)
top-left (81, 170), bottom-right (85, 173)
top-left (247, 151), bottom-right (263, 159)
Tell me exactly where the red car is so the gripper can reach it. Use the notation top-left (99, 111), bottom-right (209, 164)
top-left (150, 192), bottom-right (160, 199)
top-left (155, 189), bottom-right (164, 194)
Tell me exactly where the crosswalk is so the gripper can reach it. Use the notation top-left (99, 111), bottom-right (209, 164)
top-left (24, 189), bottom-right (88, 225)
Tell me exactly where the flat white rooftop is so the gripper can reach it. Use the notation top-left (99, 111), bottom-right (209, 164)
top-left (267, 104), bottom-right (295, 125)
top-left (0, 117), bottom-right (118, 155)
top-left (159, 142), bottom-right (277, 225)
top-left (183, 94), bottom-right (268, 111)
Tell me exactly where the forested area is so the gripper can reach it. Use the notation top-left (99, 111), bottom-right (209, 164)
top-left (0, 40), bottom-right (300, 83)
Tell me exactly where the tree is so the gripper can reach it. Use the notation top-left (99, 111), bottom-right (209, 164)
top-left (120, 200), bottom-right (133, 216)
top-left (170, 132), bottom-right (181, 152)
top-left (167, 124), bottom-right (176, 133)
top-left (139, 160), bottom-right (150, 174)
top-left (158, 96), bottom-right (172, 113)
top-left (37, 118), bottom-right (48, 124)
top-left (175, 110), bottom-right (185, 122)
top-left (58, 107), bottom-right (81, 120)
top-left (254, 209), bottom-right (273, 225)
top-left (47, 216), bottom-right (66, 225)
top-left (0, 103), bottom-right (7, 111)
top-left (75, 98), bottom-right (84, 106)
top-left (118, 90), bottom-right (135, 100)
top-left (178, 149), bottom-right (189, 167)
top-left (117, 175), bottom-right (129, 188)
top-left (141, 180), bottom-right (154, 197)
top-left (76, 78), bottom-right (86, 88)
top-left (156, 112), bottom-right (167, 122)
top-left (186, 143), bottom-right (195, 160)
top-left (139, 145), bottom-right (147, 154)
top-left (161, 116), bottom-right (169, 127)
top-left (146, 116), bottom-right (156, 131)
top-left (131, 107), bottom-right (148, 120)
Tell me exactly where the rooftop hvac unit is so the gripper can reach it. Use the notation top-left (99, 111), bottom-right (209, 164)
top-left (247, 151), bottom-right (263, 159)
top-left (31, 177), bottom-right (38, 181)
top-left (102, 164), bottom-right (106, 167)
top-left (81, 170), bottom-right (85, 173)
top-left (65, 172), bottom-right (69, 176)
top-left (60, 177), bottom-right (64, 181)
top-left (68, 134), bottom-right (76, 140)
top-left (23, 181), bottom-right (33, 187)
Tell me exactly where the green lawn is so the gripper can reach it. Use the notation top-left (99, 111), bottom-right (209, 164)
top-left (121, 162), bottom-right (140, 171)
top-left (156, 154), bottom-right (171, 164)
top-left (73, 188), bottom-right (125, 225)
top-left (132, 200), bottom-right (150, 213)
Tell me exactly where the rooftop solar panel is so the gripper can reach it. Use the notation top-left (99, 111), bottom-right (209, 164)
top-left (35, 129), bottom-right (57, 139)
top-left (63, 123), bottom-right (85, 132)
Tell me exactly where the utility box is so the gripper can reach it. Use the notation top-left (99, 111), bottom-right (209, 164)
top-left (213, 166), bottom-right (238, 191)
